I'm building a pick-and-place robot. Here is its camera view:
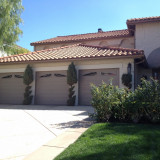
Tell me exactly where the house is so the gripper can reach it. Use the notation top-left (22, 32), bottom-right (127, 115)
top-left (0, 16), bottom-right (159, 106)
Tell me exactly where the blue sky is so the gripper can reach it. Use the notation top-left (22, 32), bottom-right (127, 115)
top-left (17, 0), bottom-right (160, 51)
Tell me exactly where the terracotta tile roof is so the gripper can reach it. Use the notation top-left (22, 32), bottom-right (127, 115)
top-left (0, 44), bottom-right (144, 63)
top-left (127, 16), bottom-right (160, 24)
top-left (30, 29), bottom-right (131, 45)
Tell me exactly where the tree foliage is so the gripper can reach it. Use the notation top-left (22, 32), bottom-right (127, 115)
top-left (67, 62), bottom-right (77, 106)
top-left (0, 0), bottom-right (24, 52)
top-left (7, 45), bottom-right (30, 55)
top-left (23, 64), bottom-right (33, 105)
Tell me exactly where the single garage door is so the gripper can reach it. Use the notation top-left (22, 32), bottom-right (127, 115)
top-left (0, 73), bottom-right (25, 104)
top-left (35, 71), bottom-right (68, 105)
top-left (79, 68), bottom-right (119, 105)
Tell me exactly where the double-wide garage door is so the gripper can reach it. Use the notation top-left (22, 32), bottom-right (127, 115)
top-left (35, 71), bottom-right (68, 105)
top-left (0, 73), bottom-right (25, 104)
top-left (79, 68), bottom-right (119, 105)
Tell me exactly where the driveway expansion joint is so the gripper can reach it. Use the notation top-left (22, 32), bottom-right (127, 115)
top-left (23, 110), bottom-right (57, 137)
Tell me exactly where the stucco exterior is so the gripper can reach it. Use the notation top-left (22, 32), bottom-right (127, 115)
top-left (0, 58), bottom-right (134, 105)
top-left (135, 22), bottom-right (160, 68)
top-left (34, 37), bottom-right (134, 51)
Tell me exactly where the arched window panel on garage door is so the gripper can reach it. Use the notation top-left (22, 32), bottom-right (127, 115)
top-left (54, 73), bottom-right (66, 77)
top-left (101, 72), bottom-right (117, 76)
top-left (2, 75), bottom-right (12, 79)
top-left (82, 72), bottom-right (97, 76)
top-left (40, 74), bottom-right (52, 78)
top-left (15, 75), bottom-right (23, 78)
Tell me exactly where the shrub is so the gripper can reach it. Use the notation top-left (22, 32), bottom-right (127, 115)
top-left (91, 78), bottom-right (160, 123)
top-left (125, 78), bottom-right (160, 123)
top-left (67, 62), bottom-right (77, 106)
top-left (23, 64), bottom-right (33, 105)
top-left (91, 82), bottom-right (128, 122)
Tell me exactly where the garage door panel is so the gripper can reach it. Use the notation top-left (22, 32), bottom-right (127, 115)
top-left (35, 71), bottom-right (68, 105)
top-left (0, 73), bottom-right (25, 104)
top-left (79, 68), bottom-right (119, 105)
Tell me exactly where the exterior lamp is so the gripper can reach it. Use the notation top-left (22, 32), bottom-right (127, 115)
top-left (127, 63), bottom-right (132, 74)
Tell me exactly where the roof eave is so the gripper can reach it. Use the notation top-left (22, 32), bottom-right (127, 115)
top-left (0, 55), bottom-right (144, 65)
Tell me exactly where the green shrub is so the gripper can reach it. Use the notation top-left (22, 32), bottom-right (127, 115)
top-left (125, 78), bottom-right (160, 123)
top-left (91, 82), bottom-right (128, 122)
top-left (23, 64), bottom-right (33, 105)
top-left (67, 62), bottom-right (77, 106)
top-left (91, 78), bottom-right (160, 123)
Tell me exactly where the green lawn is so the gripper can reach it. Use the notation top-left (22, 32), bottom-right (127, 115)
top-left (54, 123), bottom-right (160, 160)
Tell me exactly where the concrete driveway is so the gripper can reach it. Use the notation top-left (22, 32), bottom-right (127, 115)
top-left (0, 105), bottom-right (94, 160)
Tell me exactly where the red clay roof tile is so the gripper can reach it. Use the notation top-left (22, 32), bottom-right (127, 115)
top-left (127, 16), bottom-right (160, 24)
top-left (0, 44), bottom-right (144, 64)
top-left (30, 29), bottom-right (131, 45)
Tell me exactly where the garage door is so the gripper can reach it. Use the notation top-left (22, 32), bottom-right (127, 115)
top-left (0, 73), bottom-right (25, 104)
top-left (35, 71), bottom-right (68, 105)
top-left (79, 68), bottom-right (119, 105)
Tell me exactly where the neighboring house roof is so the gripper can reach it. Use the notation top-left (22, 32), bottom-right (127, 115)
top-left (30, 29), bottom-right (131, 45)
top-left (0, 44), bottom-right (144, 64)
top-left (127, 16), bottom-right (160, 25)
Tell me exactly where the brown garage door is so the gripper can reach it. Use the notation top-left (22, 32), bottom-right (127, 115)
top-left (0, 73), bottom-right (25, 104)
top-left (35, 71), bottom-right (68, 105)
top-left (79, 68), bottom-right (119, 105)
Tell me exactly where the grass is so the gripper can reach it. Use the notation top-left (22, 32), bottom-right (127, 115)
top-left (54, 123), bottom-right (160, 160)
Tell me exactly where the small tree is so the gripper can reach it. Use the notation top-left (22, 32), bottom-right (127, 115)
top-left (23, 64), bottom-right (33, 105)
top-left (0, 0), bottom-right (24, 53)
top-left (67, 62), bottom-right (77, 106)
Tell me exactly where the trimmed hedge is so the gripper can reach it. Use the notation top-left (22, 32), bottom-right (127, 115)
top-left (67, 62), bottom-right (77, 106)
top-left (23, 64), bottom-right (33, 105)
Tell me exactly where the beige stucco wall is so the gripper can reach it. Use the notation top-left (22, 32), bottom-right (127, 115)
top-left (135, 22), bottom-right (160, 68)
top-left (34, 37), bottom-right (134, 51)
top-left (0, 58), bottom-right (134, 105)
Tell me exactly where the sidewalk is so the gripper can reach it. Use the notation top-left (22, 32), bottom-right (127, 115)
top-left (23, 127), bottom-right (89, 160)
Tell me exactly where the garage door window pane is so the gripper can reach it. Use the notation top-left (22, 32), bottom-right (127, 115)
top-left (40, 74), bottom-right (52, 78)
top-left (54, 74), bottom-right (66, 77)
top-left (82, 72), bottom-right (97, 76)
top-left (2, 75), bottom-right (12, 79)
top-left (15, 75), bottom-right (23, 78)
top-left (101, 72), bottom-right (116, 76)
